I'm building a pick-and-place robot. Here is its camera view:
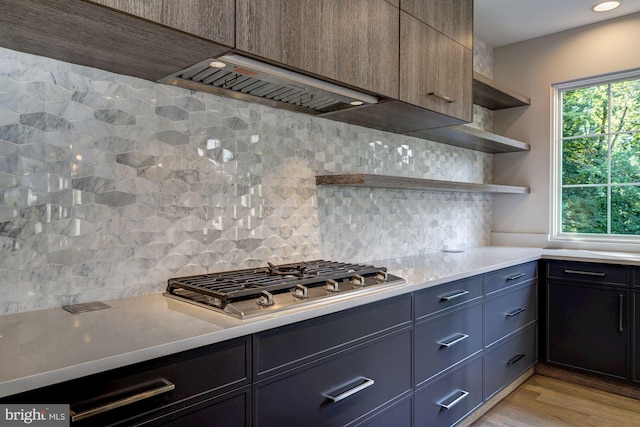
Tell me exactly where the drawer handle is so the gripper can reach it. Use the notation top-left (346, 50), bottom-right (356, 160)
top-left (564, 269), bottom-right (606, 277)
top-left (506, 308), bottom-right (526, 318)
top-left (619, 294), bottom-right (624, 333)
top-left (506, 273), bottom-right (526, 281)
top-left (70, 378), bottom-right (175, 422)
top-left (437, 333), bottom-right (469, 348)
top-left (437, 389), bottom-right (469, 410)
top-left (428, 91), bottom-right (455, 103)
top-left (323, 377), bottom-right (374, 403)
top-left (439, 290), bottom-right (469, 302)
top-left (506, 353), bottom-right (526, 366)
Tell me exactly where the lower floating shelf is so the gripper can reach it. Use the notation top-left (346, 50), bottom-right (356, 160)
top-left (316, 174), bottom-right (530, 194)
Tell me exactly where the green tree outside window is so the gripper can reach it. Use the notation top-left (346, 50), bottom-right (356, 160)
top-left (560, 77), bottom-right (640, 236)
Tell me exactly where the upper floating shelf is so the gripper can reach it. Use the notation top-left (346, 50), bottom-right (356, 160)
top-left (415, 124), bottom-right (530, 153)
top-left (316, 174), bottom-right (530, 194)
top-left (473, 72), bottom-right (531, 110)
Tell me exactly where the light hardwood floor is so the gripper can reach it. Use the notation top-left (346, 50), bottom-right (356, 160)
top-left (471, 375), bottom-right (640, 426)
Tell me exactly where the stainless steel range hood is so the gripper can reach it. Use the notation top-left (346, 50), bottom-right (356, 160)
top-left (159, 54), bottom-right (378, 114)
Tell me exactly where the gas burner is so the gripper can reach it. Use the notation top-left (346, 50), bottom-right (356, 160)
top-left (165, 260), bottom-right (405, 319)
top-left (266, 262), bottom-right (307, 277)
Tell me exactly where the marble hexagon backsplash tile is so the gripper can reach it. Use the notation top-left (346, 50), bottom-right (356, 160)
top-left (0, 47), bottom-right (492, 314)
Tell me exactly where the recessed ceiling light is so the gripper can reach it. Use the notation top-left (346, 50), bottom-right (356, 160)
top-left (349, 100), bottom-right (364, 106)
top-left (209, 60), bottom-right (226, 68)
top-left (592, 1), bottom-right (622, 12)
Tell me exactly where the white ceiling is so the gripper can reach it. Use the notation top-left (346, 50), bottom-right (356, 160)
top-left (475, 0), bottom-right (640, 48)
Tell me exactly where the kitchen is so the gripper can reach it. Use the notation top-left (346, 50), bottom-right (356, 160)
top-left (0, 0), bottom-right (640, 425)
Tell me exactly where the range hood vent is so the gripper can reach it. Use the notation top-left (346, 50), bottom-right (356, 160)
top-left (159, 54), bottom-right (378, 114)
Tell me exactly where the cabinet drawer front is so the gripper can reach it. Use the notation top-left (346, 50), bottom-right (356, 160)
top-left (633, 267), bottom-right (640, 287)
top-left (483, 325), bottom-right (536, 400)
top-left (485, 261), bottom-right (537, 295)
top-left (548, 260), bottom-right (629, 286)
top-left (6, 337), bottom-right (250, 426)
top-left (415, 275), bottom-right (482, 320)
top-left (146, 386), bottom-right (250, 427)
top-left (254, 295), bottom-right (411, 378)
top-left (415, 302), bottom-right (483, 385)
top-left (484, 283), bottom-right (537, 346)
top-left (254, 330), bottom-right (412, 427)
top-left (414, 357), bottom-right (483, 427)
top-left (359, 396), bottom-right (412, 427)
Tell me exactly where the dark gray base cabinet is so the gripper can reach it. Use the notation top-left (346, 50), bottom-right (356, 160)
top-left (546, 260), bottom-right (632, 382)
top-left (547, 281), bottom-right (629, 380)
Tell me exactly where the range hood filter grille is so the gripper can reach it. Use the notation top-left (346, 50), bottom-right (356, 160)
top-left (160, 55), bottom-right (378, 114)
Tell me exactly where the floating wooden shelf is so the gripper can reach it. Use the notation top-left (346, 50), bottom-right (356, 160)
top-left (473, 72), bottom-right (531, 110)
top-left (316, 174), bottom-right (530, 194)
top-left (413, 124), bottom-right (530, 154)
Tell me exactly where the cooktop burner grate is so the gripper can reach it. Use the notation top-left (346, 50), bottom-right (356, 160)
top-left (167, 261), bottom-right (383, 299)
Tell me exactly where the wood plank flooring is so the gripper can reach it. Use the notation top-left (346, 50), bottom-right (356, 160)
top-left (471, 375), bottom-right (640, 427)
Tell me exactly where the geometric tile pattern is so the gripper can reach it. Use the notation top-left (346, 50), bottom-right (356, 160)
top-left (0, 47), bottom-right (492, 314)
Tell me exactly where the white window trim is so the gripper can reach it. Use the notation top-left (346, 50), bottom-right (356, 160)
top-left (550, 68), bottom-right (640, 247)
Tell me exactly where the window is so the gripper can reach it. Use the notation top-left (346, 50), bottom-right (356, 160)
top-left (552, 71), bottom-right (640, 242)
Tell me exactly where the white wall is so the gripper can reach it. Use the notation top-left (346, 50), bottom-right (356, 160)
top-left (491, 12), bottom-right (640, 247)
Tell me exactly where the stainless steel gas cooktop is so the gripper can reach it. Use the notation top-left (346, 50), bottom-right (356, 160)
top-left (164, 260), bottom-right (405, 319)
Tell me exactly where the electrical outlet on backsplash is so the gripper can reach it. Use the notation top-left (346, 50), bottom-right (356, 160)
top-left (0, 46), bottom-right (493, 314)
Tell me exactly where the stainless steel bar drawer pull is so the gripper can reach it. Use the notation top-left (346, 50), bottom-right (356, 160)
top-left (619, 294), bottom-right (624, 332)
top-left (506, 308), bottom-right (526, 318)
top-left (437, 389), bottom-right (469, 410)
top-left (427, 92), bottom-right (455, 103)
top-left (439, 290), bottom-right (470, 301)
top-left (70, 378), bottom-right (175, 422)
top-left (564, 269), bottom-right (606, 277)
top-left (507, 353), bottom-right (526, 366)
top-left (506, 273), bottom-right (526, 281)
top-left (437, 333), bottom-right (469, 348)
top-left (323, 377), bottom-right (375, 403)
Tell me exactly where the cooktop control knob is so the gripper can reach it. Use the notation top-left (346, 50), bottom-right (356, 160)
top-left (257, 290), bottom-right (274, 307)
top-left (352, 274), bottom-right (365, 287)
top-left (376, 271), bottom-right (388, 282)
top-left (324, 279), bottom-right (339, 293)
top-left (292, 284), bottom-right (309, 299)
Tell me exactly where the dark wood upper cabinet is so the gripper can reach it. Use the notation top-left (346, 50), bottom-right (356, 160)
top-left (400, 0), bottom-right (473, 49)
top-left (0, 0), bottom-right (231, 82)
top-left (88, 0), bottom-right (235, 46)
top-left (400, 11), bottom-right (473, 123)
top-left (235, 0), bottom-right (400, 99)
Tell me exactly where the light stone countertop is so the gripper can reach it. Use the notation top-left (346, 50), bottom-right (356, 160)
top-left (2, 246), bottom-right (639, 398)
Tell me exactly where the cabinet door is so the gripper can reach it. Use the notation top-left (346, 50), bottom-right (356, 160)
top-left (400, 0), bottom-right (473, 49)
top-left (547, 281), bottom-right (629, 380)
top-left (400, 12), bottom-right (472, 123)
top-left (635, 292), bottom-right (640, 383)
top-left (235, 0), bottom-right (399, 98)
top-left (89, 0), bottom-right (235, 45)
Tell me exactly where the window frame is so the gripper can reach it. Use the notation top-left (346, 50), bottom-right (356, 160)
top-left (551, 69), bottom-right (640, 244)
